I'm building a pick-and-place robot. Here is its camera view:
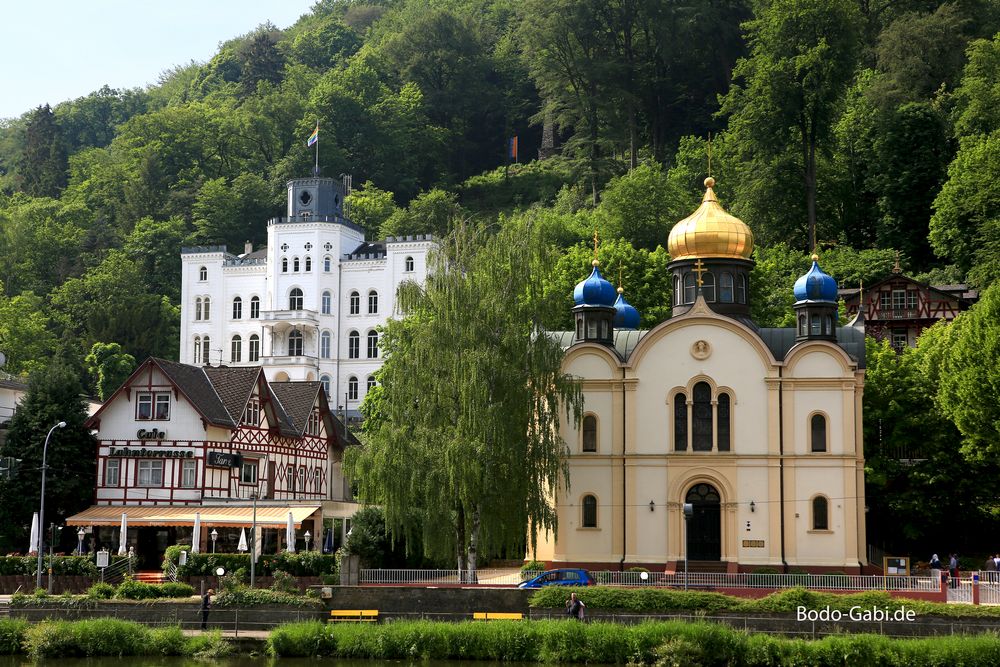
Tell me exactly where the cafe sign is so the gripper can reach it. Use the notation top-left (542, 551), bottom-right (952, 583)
top-left (136, 429), bottom-right (166, 440)
top-left (109, 446), bottom-right (193, 459)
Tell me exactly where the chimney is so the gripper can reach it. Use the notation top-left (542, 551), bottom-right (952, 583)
top-left (244, 241), bottom-right (253, 255)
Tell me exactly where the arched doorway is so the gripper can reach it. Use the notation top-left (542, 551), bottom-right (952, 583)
top-left (685, 483), bottom-right (721, 560)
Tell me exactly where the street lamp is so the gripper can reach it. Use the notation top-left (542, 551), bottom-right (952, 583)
top-left (682, 503), bottom-right (694, 591)
top-left (304, 530), bottom-right (311, 552)
top-left (36, 421), bottom-right (66, 590)
top-left (210, 529), bottom-right (218, 553)
top-left (76, 528), bottom-right (85, 555)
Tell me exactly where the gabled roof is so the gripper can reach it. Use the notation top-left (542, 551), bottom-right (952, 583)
top-left (268, 382), bottom-right (323, 437)
top-left (153, 359), bottom-right (237, 427)
top-left (838, 274), bottom-right (976, 306)
top-left (203, 366), bottom-right (261, 425)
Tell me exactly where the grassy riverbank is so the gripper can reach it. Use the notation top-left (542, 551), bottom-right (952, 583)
top-left (0, 618), bottom-right (230, 659)
top-left (268, 619), bottom-right (1000, 665)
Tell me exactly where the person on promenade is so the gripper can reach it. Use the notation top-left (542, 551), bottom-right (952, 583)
top-left (949, 554), bottom-right (959, 589)
top-left (929, 554), bottom-right (941, 570)
top-left (201, 588), bottom-right (214, 630)
top-left (566, 592), bottom-right (586, 621)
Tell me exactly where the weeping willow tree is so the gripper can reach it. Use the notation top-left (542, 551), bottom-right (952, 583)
top-left (345, 219), bottom-right (582, 580)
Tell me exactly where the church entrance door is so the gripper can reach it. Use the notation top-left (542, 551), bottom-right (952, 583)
top-left (685, 483), bottom-right (721, 561)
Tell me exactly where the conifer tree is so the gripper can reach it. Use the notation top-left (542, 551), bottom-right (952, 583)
top-left (17, 104), bottom-right (68, 197)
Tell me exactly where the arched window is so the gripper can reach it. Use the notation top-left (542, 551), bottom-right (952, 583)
top-left (826, 315), bottom-right (834, 335)
top-left (582, 495), bottom-right (597, 528)
top-left (289, 288), bottom-right (303, 311)
top-left (720, 273), bottom-right (734, 303)
top-left (368, 290), bottom-right (378, 314)
top-left (692, 382), bottom-right (713, 451)
top-left (348, 376), bottom-right (358, 400)
top-left (367, 331), bottom-right (379, 358)
top-left (348, 331), bottom-right (359, 359)
top-left (322, 290), bottom-right (332, 315)
top-left (299, 466), bottom-right (306, 492)
top-left (289, 330), bottom-right (303, 356)
top-left (193, 336), bottom-right (202, 364)
top-left (293, 257), bottom-right (300, 272)
top-left (576, 319), bottom-right (583, 339)
top-left (305, 257), bottom-right (312, 272)
top-left (683, 273), bottom-right (696, 304)
top-left (320, 331), bottom-right (331, 358)
top-left (320, 375), bottom-right (331, 398)
top-left (367, 375), bottom-right (376, 392)
top-left (281, 257), bottom-right (288, 273)
top-left (199, 266), bottom-right (207, 281)
top-left (737, 274), bottom-right (747, 304)
top-left (324, 256), bottom-right (332, 272)
top-left (702, 272), bottom-right (716, 301)
top-left (203, 297), bottom-right (211, 320)
top-left (248, 334), bottom-right (260, 362)
top-left (673, 392), bottom-right (687, 451)
top-left (717, 393), bottom-right (731, 451)
top-left (201, 337), bottom-right (211, 365)
top-left (798, 314), bottom-right (807, 336)
top-left (673, 275), bottom-right (681, 305)
top-left (405, 256), bottom-right (414, 272)
top-left (811, 314), bottom-right (821, 336)
top-left (287, 464), bottom-right (295, 492)
top-left (582, 415), bottom-right (597, 452)
top-left (349, 291), bottom-right (360, 315)
top-left (195, 297), bottom-right (202, 321)
top-left (232, 296), bottom-right (242, 320)
top-left (812, 496), bottom-right (829, 530)
top-left (811, 414), bottom-right (827, 452)
top-left (250, 296), bottom-right (260, 319)
top-left (230, 335), bottom-right (242, 362)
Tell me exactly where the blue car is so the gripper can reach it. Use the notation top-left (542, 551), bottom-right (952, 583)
top-left (518, 568), bottom-right (595, 589)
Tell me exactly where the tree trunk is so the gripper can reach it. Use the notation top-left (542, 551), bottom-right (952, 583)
top-left (455, 505), bottom-right (467, 579)
top-left (465, 505), bottom-right (480, 584)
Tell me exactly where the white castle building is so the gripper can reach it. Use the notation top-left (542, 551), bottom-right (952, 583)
top-left (180, 176), bottom-right (432, 417)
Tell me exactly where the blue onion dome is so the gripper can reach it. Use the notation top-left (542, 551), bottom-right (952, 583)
top-left (573, 260), bottom-right (618, 307)
top-left (793, 254), bottom-right (839, 303)
top-left (613, 287), bottom-right (641, 329)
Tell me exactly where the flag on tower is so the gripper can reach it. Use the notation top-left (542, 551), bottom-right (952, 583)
top-left (508, 136), bottom-right (518, 161)
top-left (307, 123), bottom-right (319, 147)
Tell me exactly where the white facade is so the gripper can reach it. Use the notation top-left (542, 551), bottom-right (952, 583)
top-left (180, 176), bottom-right (433, 417)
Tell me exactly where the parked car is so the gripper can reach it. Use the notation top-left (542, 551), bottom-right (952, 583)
top-left (518, 568), bottom-right (595, 589)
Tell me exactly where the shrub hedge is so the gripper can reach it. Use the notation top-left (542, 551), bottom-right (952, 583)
top-left (163, 547), bottom-right (337, 578)
top-left (268, 619), bottom-right (1000, 665)
top-left (0, 618), bottom-right (229, 658)
top-left (0, 555), bottom-right (97, 576)
top-left (215, 585), bottom-right (322, 607)
top-left (529, 585), bottom-right (1000, 618)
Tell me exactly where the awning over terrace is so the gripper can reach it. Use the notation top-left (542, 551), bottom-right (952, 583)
top-left (65, 504), bottom-right (320, 529)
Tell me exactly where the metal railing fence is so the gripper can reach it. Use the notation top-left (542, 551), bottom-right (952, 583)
top-left (359, 568), bottom-right (939, 592)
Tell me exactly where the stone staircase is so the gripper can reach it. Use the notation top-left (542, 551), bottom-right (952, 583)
top-left (677, 560), bottom-right (730, 574)
top-left (133, 570), bottom-right (166, 584)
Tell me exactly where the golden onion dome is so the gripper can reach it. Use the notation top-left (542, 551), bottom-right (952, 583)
top-left (667, 177), bottom-right (754, 261)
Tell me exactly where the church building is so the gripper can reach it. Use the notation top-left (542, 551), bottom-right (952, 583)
top-left (179, 175), bottom-right (433, 420)
top-left (533, 177), bottom-right (868, 573)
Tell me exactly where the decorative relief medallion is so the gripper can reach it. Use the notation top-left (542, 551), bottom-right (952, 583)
top-left (691, 340), bottom-right (711, 360)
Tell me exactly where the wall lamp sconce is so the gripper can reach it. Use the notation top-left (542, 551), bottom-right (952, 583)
top-left (649, 500), bottom-right (655, 512)
top-left (749, 501), bottom-right (756, 513)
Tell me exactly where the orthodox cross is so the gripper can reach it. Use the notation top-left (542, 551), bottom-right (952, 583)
top-left (693, 258), bottom-right (707, 287)
top-left (707, 132), bottom-right (713, 177)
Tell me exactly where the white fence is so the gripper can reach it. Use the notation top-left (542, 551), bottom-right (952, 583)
top-left (359, 568), bottom-right (938, 592)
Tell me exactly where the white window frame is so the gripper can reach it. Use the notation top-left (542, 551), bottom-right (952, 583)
top-left (137, 459), bottom-right (164, 487)
top-left (105, 459), bottom-right (120, 487)
top-left (241, 460), bottom-right (258, 485)
top-left (181, 459), bottom-right (196, 488)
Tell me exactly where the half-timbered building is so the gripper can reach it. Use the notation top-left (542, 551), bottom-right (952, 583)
top-left (67, 357), bottom-right (358, 566)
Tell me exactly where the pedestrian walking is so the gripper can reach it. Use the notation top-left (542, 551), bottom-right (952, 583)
top-left (949, 554), bottom-right (959, 589)
top-left (566, 592), bottom-right (586, 621)
top-left (201, 588), bottom-right (214, 630)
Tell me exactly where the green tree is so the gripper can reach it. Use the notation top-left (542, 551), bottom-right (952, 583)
top-left (345, 220), bottom-right (583, 580)
top-left (379, 189), bottom-right (463, 239)
top-left (595, 163), bottom-right (689, 251)
top-left (0, 290), bottom-right (57, 377)
top-left (238, 25), bottom-right (287, 97)
top-left (346, 181), bottom-right (400, 239)
top-left (721, 0), bottom-right (861, 251)
top-left (122, 216), bottom-right (189, 301)
top-left (17, 105), bottom-right (68, 198)
top-left (288, 13), bottom-right (362, 70)
top-left (0, 361), bottom-right (97, 553)
top-left (191, 173), bottom-right (277, 248)
top-left (84, 342), bottom-right (136, 401)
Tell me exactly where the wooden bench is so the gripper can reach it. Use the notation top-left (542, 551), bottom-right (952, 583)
top-left (473, 612), bottom-right (524, 621)
top-left (329, 609), bottom-right (379, 622)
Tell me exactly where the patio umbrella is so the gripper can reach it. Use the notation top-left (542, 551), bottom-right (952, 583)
top-left (322, 526), bottom-right (334, 554)
top-left (191, 512), bottom-right (201, 553)
top-left (285, 512), bottom-right (295, 553)
top-left (237, 528), bottom-right (248, 552)
top-left (117, 513), bottom-right (128, 556)
top-left (253, 526), bottom-right (262, 563)
top-left (28, 512), bottom-right (39, 555)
